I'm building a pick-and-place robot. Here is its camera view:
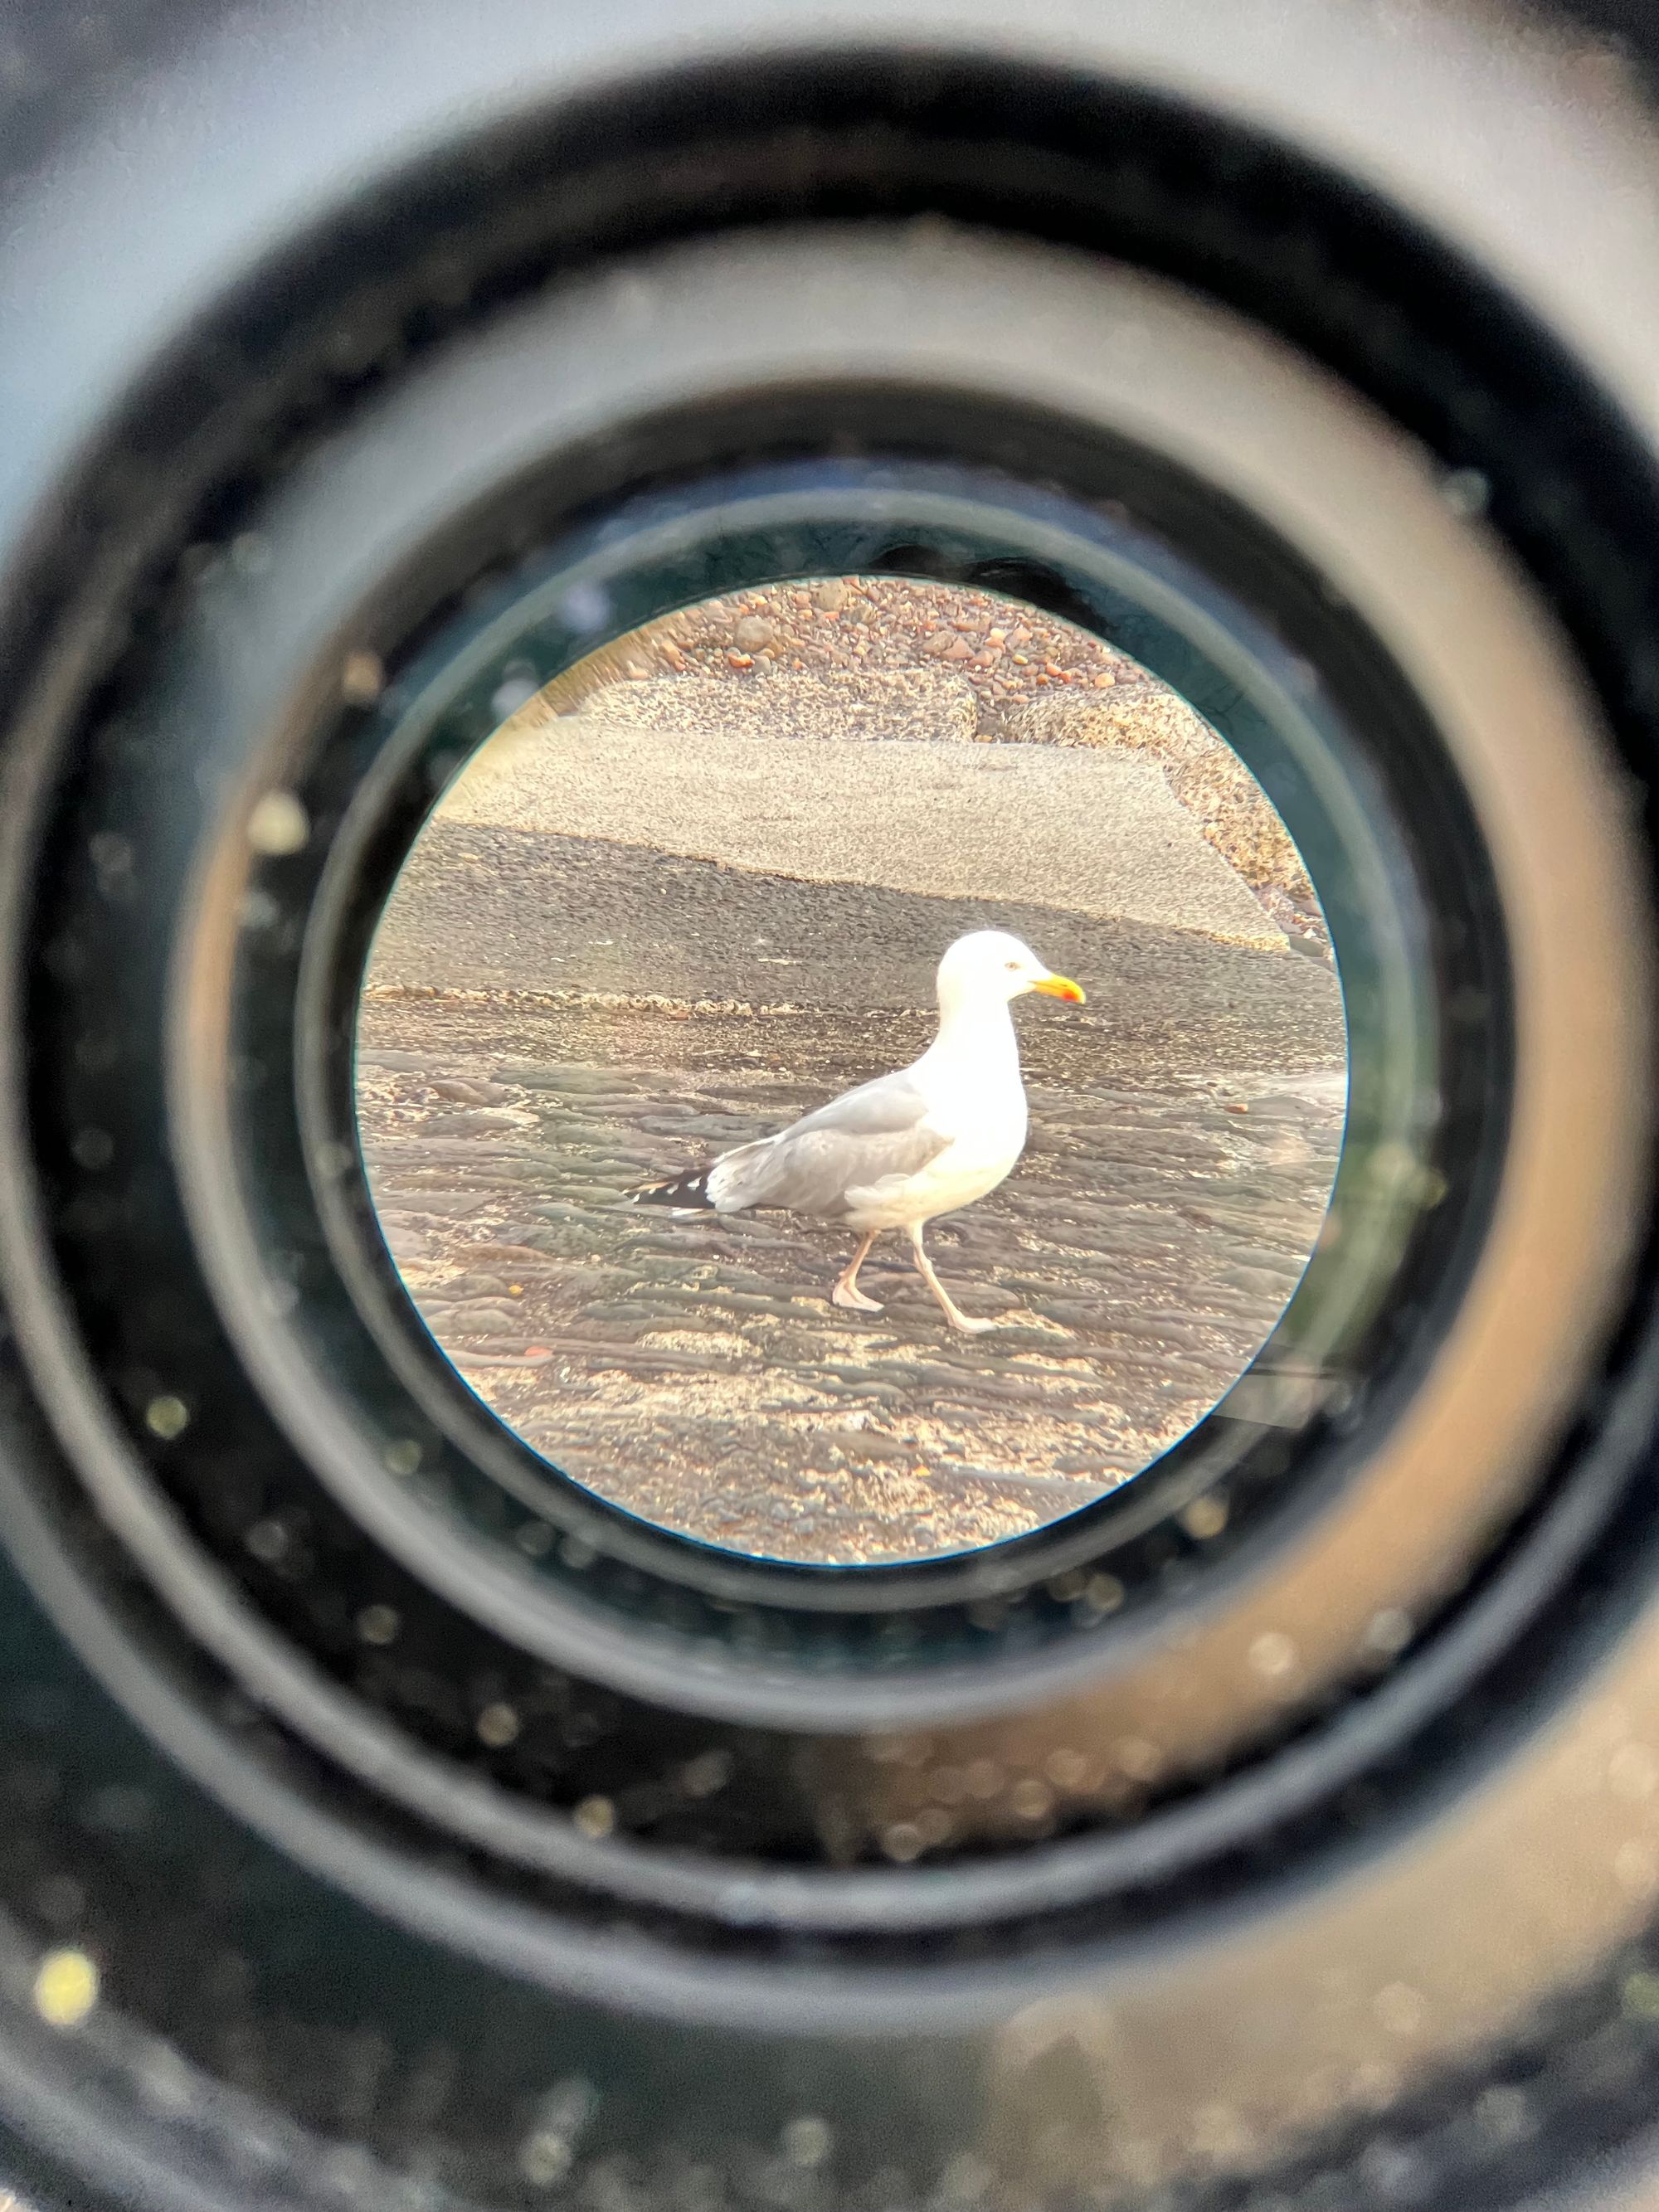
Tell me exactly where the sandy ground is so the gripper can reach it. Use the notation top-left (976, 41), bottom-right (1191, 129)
top-left (519, 571), bottom-right (1328, 946)
top-left (444, 715), bottom-right (1287, 950)
top-left (360, 827), bottom-right (1346, 1563)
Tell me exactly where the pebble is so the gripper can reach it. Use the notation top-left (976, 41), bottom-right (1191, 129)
top-left (431, 1077), bottom-right (513, 1105)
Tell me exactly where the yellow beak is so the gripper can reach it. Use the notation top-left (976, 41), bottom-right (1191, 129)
top-left (1032, 972), bottom-right (1086, 1004)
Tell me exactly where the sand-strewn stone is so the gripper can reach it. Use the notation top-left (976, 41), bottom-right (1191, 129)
top-left (444, 708), bottom-right (1287, 952)
top-left (1005, 687), bottom-right (1321, 928)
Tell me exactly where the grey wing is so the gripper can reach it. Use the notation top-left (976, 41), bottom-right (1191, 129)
top-left (706, 1071), bottom-right (949, 1215)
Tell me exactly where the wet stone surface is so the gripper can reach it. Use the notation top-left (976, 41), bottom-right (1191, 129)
top-left (358, 840), bottom-right (1345, 1564)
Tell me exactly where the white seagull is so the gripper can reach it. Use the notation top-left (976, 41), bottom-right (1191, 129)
top-left (630, 930), bottom-right (1085, 1333)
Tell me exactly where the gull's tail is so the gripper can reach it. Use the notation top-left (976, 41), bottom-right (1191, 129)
top-left (627, 1164), bottom-right (718, 1210)
top-left (627, 1135), bottom-right (776, 1213)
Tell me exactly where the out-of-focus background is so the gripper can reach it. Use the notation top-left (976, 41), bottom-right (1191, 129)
top-left (358, 578), bottom-right (1345, 1563)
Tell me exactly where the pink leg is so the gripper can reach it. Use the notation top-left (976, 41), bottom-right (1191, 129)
top-left (832, 1230), bottom-right (883, 1313)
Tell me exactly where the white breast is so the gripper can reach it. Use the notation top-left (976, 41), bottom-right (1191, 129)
top-left (914, 1016), bottom-right (1028, 1145)
top-left (845, 1021), bottom-right (1029, 1230)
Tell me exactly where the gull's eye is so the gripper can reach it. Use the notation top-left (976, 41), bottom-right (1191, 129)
top-left (1005, 960), bottom-right (1021, 971)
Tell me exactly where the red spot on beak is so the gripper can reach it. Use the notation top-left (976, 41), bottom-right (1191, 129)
top-left (1032, 973), bottom-right (1086, 1004)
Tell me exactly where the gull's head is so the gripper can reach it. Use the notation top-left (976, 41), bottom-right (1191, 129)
top-left (936, 930), bottom-right (1086, 1012)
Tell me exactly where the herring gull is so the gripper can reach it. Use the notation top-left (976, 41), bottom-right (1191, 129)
top-left (630, 930), bottom-right (1084, 1332)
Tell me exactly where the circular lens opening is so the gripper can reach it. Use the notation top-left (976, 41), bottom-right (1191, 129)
top-left (357, 572), bottom-right (1347, 1564)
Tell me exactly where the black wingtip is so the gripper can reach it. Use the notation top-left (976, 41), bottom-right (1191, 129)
top-left (629, 1168), bottom-right (716, 1209)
